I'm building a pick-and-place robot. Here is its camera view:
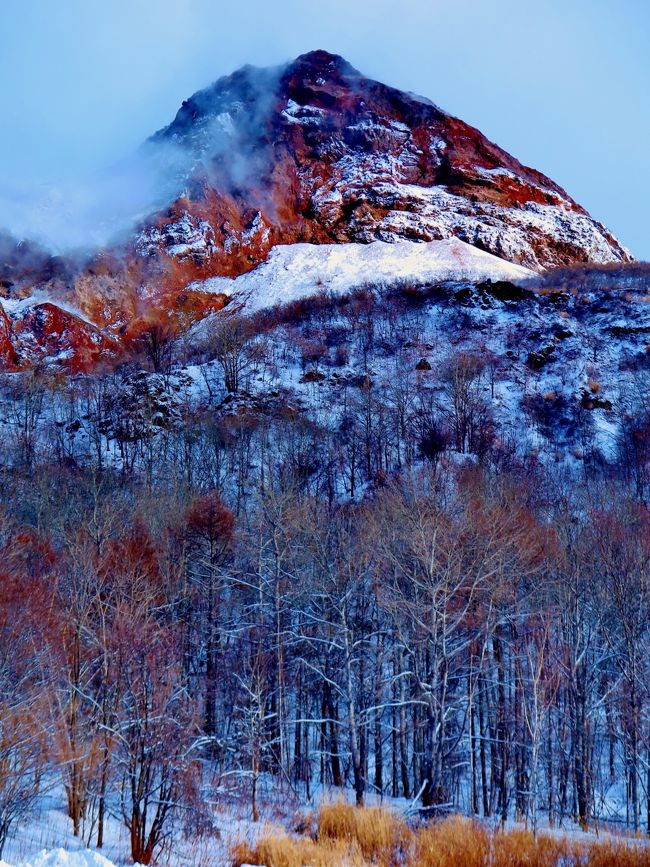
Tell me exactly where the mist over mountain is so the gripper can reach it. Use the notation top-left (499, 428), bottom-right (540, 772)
top-left (0, 50), bottom-right (633, 371)
top-left (0, 134), bottom-right (211, 254)
top-left (1, 35), bottom-right (650, 867)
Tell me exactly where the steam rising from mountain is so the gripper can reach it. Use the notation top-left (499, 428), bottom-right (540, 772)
top-left (0, 146), bottom-right (188, 253)
top-left (0, 63), bottom-right (289, 254)
top-left (0, 50), bottom-right (633, 373)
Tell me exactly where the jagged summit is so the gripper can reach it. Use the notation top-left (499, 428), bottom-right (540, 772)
top-left (292, 48), bottom-right (358, 70)
top-left (0, 50), bottom-right (632, 370)
top-left (144, 47), bottom-right (628, 269)
top-left (153, 50), bottom-right (365, 142)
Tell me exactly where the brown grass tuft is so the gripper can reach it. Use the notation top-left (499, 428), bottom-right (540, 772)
top-left (492, 826), bottom-right (574, 866)
top-left (231, 831), bottom-right (366, 867)
top-left (586, 842), bottom-right (650, 867)
top-left (415, 815), bottom-right (490, 867)
top-left (231, 809), bottom-right (650, 867)
top-left (316, 802), bottom-right (410, 864)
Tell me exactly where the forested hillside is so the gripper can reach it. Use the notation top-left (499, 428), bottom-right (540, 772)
top-left (0, 261), bottom-right (649, 863)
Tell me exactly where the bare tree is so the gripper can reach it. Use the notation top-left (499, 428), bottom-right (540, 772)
top-left (211, 316), bottom-right (252, 393)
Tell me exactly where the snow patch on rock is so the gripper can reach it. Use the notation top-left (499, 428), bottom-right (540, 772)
top-left (189, 237), bottom-right (534, 313)
top-left (136, 212), bottom-right (216, 261)
top-left (0, 294), bottom-right (94, 327)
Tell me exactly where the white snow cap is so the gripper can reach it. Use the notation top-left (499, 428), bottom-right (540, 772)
top-left (190, 237), bottom-right (534, 314)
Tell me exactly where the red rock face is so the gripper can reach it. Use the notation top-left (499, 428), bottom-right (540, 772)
top-left (0, 50), bottom-right (632, 370)
top-left (10, 303), bottom-right (119, 372)
top-left (143, 50), bottom-right (628, 269)
top-left (0, 305), bottom-right (17, 368)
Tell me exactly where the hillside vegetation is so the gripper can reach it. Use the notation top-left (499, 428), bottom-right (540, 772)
top-left (233, 804), bottom-right (650, 867)
top-left (0, 264), bottom-right (649, 862)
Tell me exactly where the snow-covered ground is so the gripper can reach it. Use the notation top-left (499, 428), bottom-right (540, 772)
top-left (0, 781), bottom-right (642, 867)
top-left (0, 783), bottom-right (286, 867)
top-left (188, 238), bottom-right (534, 313)
top-left (0, 850), bottom-right (117, 867)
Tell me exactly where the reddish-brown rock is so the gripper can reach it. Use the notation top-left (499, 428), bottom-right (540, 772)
top-left (0, 304), bottom-right (17, 368)
top-left (0, 50), bottom-right (631, 370)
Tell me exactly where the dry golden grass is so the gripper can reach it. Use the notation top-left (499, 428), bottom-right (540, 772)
top-left (231, 802), bottom-right (409, 867)
top-left (231, 832), bottom-right (366, 867)
top-left (586, 843), bottom-right (650, 867)
top-left (231, 806), bottom-right (650, 867)
top-left (492, 826), bottom-right (574, 866)
top-left (415, 814), bottom-right (490, 867)
top-left (316, 802), bottom-right (411, 864)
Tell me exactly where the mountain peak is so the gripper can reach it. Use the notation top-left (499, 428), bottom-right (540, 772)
top-left (287, 49), bottom-right (361, 78)
top-left (0, 51), bottom-right (632, 370)
top-left (146, 50), bottom-right (627, 268)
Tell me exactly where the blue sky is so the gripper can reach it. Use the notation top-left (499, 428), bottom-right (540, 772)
top-left (0, 0), bottom-right (647, 257)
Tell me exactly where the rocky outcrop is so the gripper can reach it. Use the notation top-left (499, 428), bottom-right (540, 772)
top-left (9, 302), bottom-right (118, 371)
top-left (0, 50), bottom-right (631, 370)
top-left (0, 304), bottom-right (17, 367)
top-left (143, 49), bottom-right (628, 272)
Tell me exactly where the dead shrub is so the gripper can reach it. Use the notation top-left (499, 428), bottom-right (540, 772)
top-left (231, 831), bottom-right (365, 867)
top-left (316, 802), bottom-right (410, 865)
top-left (415, 816), bottom-right (489, 867)
top-left (231, 809), bottom-right (650, 867)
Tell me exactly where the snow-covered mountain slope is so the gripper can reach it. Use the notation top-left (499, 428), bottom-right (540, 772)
top-left (0, 50), bottom-right (632, 371)
top-left (146, 49), bottom-right (629, 272)
top-left (173, 260), bottom-right (650, 479)
top-left (191, 238), bottom-right (534, 313)
top-left (16, 260), bottom-right (647, 492)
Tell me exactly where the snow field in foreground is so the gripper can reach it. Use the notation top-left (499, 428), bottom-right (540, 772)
top-left (0, 849), bottom-right (116, 867)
